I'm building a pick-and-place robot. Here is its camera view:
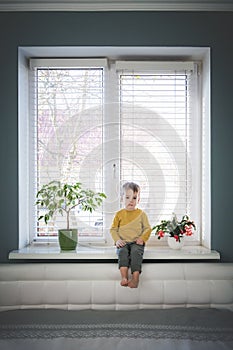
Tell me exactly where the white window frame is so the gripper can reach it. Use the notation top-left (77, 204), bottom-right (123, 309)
top-left (18, 46), bottom-right (211, 249)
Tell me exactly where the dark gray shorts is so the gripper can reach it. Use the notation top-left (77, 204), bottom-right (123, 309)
top-left (117, 242), bottom-right (145, 273)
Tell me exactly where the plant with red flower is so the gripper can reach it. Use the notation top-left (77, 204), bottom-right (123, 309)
top-left (152, 213), bottom-right (196, 242)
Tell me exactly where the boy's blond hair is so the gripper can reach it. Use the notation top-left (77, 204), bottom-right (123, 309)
top-left (122, 182), bottom-right (140, 194)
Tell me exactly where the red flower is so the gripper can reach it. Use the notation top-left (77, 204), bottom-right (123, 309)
top-left (174, 235), bottom-right (179, 241)
top-left (185, 225), bottom-right (193, 236)
top-left (158, 230), bottom-right (165, 238)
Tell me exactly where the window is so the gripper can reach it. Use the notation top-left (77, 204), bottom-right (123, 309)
top-left (30, 59), bottom-right (106, 239)
top-left (117, 61), bottom-right (199, 223)
top-left (18, 47), bottom-right (210, 248)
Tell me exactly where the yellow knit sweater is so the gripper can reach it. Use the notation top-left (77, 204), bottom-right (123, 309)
top-left (110, 208), bottom-right (151, 243)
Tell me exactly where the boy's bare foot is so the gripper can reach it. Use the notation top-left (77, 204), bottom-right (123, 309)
top-left (128, 278), bottom-right (139, 288)
top-left (128, 271), bottom-right (140, 288)
top-left (120, 277), bottom-right (128, 287)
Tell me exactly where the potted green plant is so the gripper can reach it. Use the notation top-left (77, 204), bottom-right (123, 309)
top-left (36, 180), bottom-right (106, 251)
top-left (152, 213), bottom-right (196, 249)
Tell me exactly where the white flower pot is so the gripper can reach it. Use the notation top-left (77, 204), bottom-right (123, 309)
top-left (167, 236), bottom-right (184, 250)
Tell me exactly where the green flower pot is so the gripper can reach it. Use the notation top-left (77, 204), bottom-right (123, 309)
top-left (58, 229), bottom-right (78, 251)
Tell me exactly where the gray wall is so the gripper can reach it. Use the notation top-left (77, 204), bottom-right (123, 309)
top-left (0, 11), bottom-right (232, 262)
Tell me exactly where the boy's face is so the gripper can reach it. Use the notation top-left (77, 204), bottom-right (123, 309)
top-left (123, 188), bottom-right (140, 211)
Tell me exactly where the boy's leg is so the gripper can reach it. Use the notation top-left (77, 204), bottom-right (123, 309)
top-left (128, 243), bottom-right (144, 288)
top-left (117, 244), bottom-right (130, 286)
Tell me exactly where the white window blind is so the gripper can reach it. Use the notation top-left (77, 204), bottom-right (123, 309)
top-left (30, 59), bottom-right (106, 238)
top-left (116, 61), bottom-right (200, 239)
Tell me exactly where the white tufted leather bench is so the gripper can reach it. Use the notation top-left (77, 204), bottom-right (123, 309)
top-left (0, 263), bottom-right (232, 311)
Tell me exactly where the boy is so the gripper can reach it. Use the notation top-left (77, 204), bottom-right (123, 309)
top-left (110, 182), bottom-right (151, 288)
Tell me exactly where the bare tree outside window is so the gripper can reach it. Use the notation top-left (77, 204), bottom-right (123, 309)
top-left (36, 68), bottom-right (104, 236)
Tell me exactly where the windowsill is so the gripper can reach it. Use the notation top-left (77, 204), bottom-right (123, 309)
top-left (8, 244), bottom-right (220, 261)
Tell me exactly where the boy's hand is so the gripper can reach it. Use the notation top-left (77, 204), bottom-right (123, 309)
top-left (135, 238), bottom-right (144, 245)
top-left (116, 240), bottom-right (126, 248)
